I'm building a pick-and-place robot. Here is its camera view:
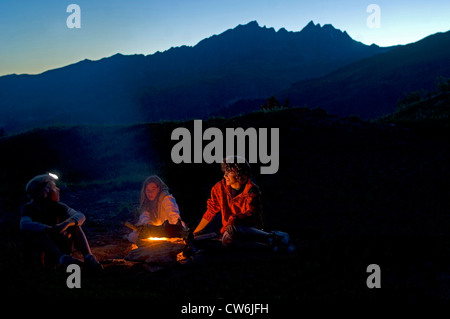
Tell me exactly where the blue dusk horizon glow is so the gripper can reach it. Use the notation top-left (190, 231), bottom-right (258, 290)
top-left (0, 0), bottom-right (449, 76)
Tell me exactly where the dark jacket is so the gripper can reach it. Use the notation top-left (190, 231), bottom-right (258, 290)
top-left (20, 199), bottom-right (85, 232)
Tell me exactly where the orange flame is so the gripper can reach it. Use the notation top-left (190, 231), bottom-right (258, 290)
top-left (146, 237), bottom-right (169, 241)
top-left (141, 237), bottom-right (182, 243)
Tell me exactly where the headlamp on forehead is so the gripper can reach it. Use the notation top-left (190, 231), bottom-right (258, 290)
top-left (48, 172), bottom-right (59, 180)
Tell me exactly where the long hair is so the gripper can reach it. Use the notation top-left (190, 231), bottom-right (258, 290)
top-left (139, 175), bottom-right (170, 217)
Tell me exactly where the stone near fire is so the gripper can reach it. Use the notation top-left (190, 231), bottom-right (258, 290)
top-left (125, 239), bottom-right (186, 264)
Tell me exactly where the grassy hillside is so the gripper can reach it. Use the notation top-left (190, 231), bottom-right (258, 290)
top-left (1, 107), bottom-right (450, 300)
top-left (378, 77), bottom-right (450, 130)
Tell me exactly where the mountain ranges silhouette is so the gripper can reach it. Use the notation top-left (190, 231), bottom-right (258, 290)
top-left (0, 20), bottom-right (448, 133)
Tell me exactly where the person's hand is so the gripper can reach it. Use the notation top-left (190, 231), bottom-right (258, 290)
top-left (46, 223), bottom-right (71, 239)
top-left (228, 216), bottom-right (236, 226)
top-left (54, 221), bottom-right (70, 234)
top-left (51, 218), bottom-right (76, 236)
top-left (127, 231), bottom-right (139, 243)
top-left (193, 230), bottom-right (202, 237)
top-left (193, 218), bottom-right (210, 235)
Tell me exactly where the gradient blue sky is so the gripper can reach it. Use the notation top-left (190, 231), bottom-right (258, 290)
top-left (1, 0), bottom-right (449, 76)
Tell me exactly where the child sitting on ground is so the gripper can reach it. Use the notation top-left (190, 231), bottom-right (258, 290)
top-left (126, 175), bottom-right (186, 244)
top-left (194, 156), bottom-right (295, 252)
top-left (20, 173), bottom-right (103, 270)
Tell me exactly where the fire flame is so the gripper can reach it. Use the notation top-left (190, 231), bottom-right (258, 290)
top-left (146, 237), bottom-right (169, 241)
top-left (141, 237), bottom-right (182, 243)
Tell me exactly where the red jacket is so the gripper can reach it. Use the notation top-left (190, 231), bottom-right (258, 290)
top-left (202, 178), bottom-right (263, 234)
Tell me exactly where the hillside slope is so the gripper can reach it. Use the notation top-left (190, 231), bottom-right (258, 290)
top-left (276, 30), bottom-right (450, 119)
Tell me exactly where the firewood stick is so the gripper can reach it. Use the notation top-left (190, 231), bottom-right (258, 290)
top-left (124, 221), bottom-right (138, 231)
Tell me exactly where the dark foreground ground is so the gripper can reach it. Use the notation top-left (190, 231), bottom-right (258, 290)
top-left (0, 108), bottom-right (449, 306)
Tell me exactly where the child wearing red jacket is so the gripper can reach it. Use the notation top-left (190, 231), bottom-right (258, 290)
top-left (194, 156), bottom-right (294, 252)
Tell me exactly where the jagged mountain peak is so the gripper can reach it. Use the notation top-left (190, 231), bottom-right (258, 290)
top-left (300, 20), bottom-right (350, 39)
top-left (0, 20), bottom-right (392, 133)
top-left (233, 20), bottom-right (345, 36)
top-left (303, 20), bottom-right (320, 29)
top-left (193, 19), bottom-right (360, 54)
top-left (236, 20), bottom-right (260, 29)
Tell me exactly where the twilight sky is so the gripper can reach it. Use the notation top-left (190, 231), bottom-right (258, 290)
top-left (1, 0), bottom-right (449, 76)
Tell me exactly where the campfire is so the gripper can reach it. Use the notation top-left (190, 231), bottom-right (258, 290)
top-left (124, 220), bottom-right (193, 266)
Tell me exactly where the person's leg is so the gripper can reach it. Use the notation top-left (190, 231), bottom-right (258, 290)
top-left (226, 225), bottom-right (295, 253)
top-left (234, 225), bottom-right (273, 243)
top-left (222, 225), bottom-right (271, 250)
top-left (68, 226), bottom-right (103, 270)
top-left (32, 231), bottom-right (81, 267)
top-left (68, 225), bottom-right (91, 256)
top-left (34, 232), bottom-right (65, 264)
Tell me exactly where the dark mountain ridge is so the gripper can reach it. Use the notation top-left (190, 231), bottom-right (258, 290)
top-left (0, 20), bottom-right (390, 133)
top-left (276, 30), bottom-right (450, 119)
